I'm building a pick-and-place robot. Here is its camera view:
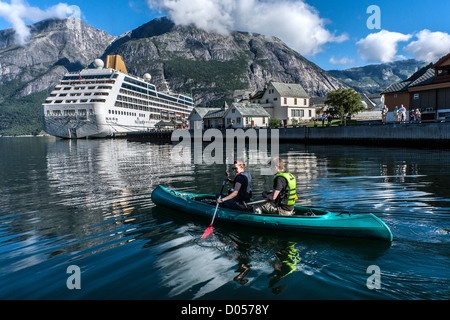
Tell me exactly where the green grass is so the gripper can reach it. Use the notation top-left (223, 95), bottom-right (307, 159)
top-left (305, 119), bottom-right (358, 127)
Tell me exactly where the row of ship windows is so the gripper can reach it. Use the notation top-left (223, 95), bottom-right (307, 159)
top-left (59, 80), bottom-right (116, 87)
top-left (108, 110), bottom-right (140, 117)
top-left (49, 92), bottom-right (109, 98)
top-left (62, 74), bottom-right (118, 81)
top-left (108, 110), bottom-right (185, 120)
top-left (54, 85), bottom-right (113, 91)
top-left (46, 109), bottom-right (94, 116)
top-left (45, 99), bottom-right (107, 104)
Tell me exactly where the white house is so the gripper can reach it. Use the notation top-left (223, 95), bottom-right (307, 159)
top-left (188, 107), bottom-right (221, 130)
top-left (224, 102), bottom-right (270, 129)
top-left (203, 108), bottom-right (228, 129)
top-left (251, 82), bottom-right (313, 125)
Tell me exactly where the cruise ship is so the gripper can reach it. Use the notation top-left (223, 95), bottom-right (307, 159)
top-left (42, 55), bottom-right (195, 138)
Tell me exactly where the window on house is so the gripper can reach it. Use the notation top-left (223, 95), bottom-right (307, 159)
top-left (294, 98), bottom-right (297, 105)
top-left (291, 109), bottom-right (304, 117)
top-left (284, 98), bottom-right (287, 104)
top-left (237, 117), bottom-right (241, 124)
top-left (414, 93), bottom-right (420, 100)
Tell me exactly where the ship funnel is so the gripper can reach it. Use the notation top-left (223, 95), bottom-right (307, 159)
top-left (105, 55), bottom-right (128, 74)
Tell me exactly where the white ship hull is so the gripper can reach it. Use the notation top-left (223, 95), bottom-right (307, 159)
top-left (43, 102), bottom-right (161, 139)
top-left (42, 56), bottom-right (194, 139)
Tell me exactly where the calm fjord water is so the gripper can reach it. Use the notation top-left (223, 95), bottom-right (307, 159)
top-left (0, 137), bottom-right (448, 300)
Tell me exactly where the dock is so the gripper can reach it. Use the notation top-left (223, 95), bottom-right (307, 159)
top-left (127, 130), bottom-right (173, 142)
top-left (127, 122), bottom-right (450, 148)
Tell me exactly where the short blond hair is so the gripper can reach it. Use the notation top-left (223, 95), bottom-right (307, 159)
top-left (268, 157), bottom-right (284, 171)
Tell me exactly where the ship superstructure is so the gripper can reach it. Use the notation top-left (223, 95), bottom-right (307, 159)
top-left (42, 55), bottom-right (194, 138)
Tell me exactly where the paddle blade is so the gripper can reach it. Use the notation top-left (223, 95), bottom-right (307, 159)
top-left (201, 224), bottom-right (214, 239)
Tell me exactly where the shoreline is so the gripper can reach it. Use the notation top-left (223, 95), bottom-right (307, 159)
top-left (128, 122), bottom-right (450, 149)
top-left (7, 122), bottom-right (450, 150)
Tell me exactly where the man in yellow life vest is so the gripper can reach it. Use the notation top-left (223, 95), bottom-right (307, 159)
top-left (255, 157), bottom-right (297, 216)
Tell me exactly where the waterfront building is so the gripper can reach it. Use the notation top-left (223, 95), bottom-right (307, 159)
top-left (250, 81), bottom-right (313, 125)
top-left (189, 102), bottom-right (269, 129)
top-left (382, 52), bottom-right (450, 122)
top-left (224, 102), bottom-right (270, 129)
top-left (188, 107), bottom-right (222, 130)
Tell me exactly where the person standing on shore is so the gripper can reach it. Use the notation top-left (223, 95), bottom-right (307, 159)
top-left (398, 105), bottom-right (406, 123)
top-left (382, 105), bottom-right (388, 124)
top-left (393, 106), bottom-right (399, 122)
top-left (409, 109), bottom-right (415, 123)
top-left (415, 109), bottom-right (421, 123)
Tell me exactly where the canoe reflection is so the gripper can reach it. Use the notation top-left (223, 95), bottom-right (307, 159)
top-left (151, 205), bottom-right (390, 298)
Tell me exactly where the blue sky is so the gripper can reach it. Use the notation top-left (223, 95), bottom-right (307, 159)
top-left (0, 0), bottom-right (449, 70)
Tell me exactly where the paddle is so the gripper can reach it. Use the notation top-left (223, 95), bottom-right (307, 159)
top-left (246, 199), bottom-right (269, 206)
top-left (201, 173), bottom-right (228, 239)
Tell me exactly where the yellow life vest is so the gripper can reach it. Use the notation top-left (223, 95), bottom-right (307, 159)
top-left (273, 173), bottom-right (297, 206)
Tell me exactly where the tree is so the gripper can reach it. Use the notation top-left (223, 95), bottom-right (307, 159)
top-left (269, 117), bottom-right (281, 128)
top-left (325, 89), bottom-right (365, 121)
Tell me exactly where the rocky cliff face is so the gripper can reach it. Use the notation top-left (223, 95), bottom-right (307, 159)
top-left (0, 18), bottom-right (116, 99)
top-left (103, 17), bottom-right (343, 105)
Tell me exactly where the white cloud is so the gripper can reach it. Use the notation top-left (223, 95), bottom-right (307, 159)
top-left (356, 30), bottom-right (412, 63)
top-left (404, 29), bottom-right (450, 63)
top-left (147, 0), bottom-right (348, 56)
top-left (0, 0), bottom-right (74, 46)
top-left (329, 56), bottom-right (355, 66)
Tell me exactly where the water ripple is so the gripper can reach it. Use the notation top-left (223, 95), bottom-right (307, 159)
top-left (1, 138), bottom-right (449, 299)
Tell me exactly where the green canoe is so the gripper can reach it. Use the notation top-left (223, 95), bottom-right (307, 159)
top-left (151, 185), bottom-right (393, 242)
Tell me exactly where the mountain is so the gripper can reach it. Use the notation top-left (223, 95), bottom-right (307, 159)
top-left (103, 17), bottom-right (343, 105)
top-left (0, 18), bottom-right (116, 135)
top-left (0, 18), bottom-right (116, 98)
top-left (0, 17), bottom-right (344, 135)
top-left (328, 60), bottom-right (429, 94)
